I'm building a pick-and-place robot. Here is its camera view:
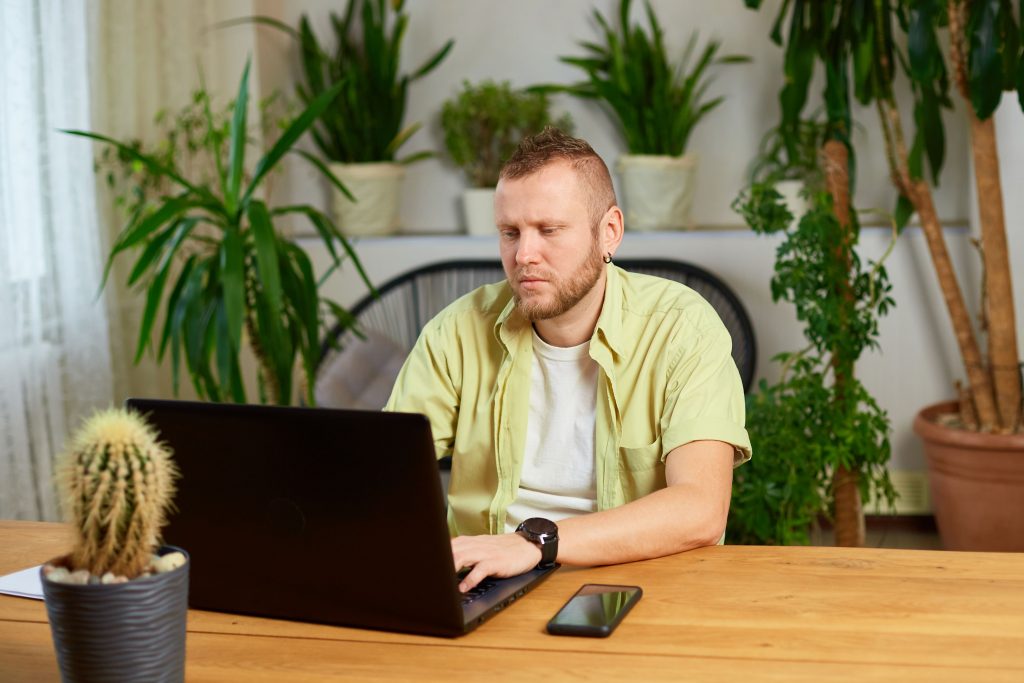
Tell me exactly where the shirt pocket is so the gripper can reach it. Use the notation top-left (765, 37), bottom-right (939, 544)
top-left (618, 437), bottom-right (666, 501)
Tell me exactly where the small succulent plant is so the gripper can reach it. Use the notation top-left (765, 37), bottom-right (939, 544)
top-left (56, 409), bottom-right (179, 578)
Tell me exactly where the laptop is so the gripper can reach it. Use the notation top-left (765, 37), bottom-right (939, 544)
top-left (125, 398), bottom-right (558, 637)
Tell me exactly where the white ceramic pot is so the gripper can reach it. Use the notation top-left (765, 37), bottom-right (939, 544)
top-left (328, 162), bottom-right (405, 237)
top-left (462, 187), bottom-right (496, 236)
top-left (616, 154), bottom-right (697, 230)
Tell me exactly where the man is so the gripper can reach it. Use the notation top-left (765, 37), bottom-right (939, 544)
top-left (386, 128), bottom-right (750, 592)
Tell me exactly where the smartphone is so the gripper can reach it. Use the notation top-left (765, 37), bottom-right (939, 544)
top-left (546, 583), bottom-right (642, 637)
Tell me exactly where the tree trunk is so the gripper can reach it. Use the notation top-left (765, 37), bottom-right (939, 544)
top-left (946, 0), bottom-right (1016, 431)
top-left (968, 111), bottom-right (1021, 432)
top-left (906, 179), bottom-right (999, 429)
top-left (822, 140), bottom-right (865, 547)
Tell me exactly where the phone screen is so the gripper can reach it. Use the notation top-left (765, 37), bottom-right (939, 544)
top-left (547, 584), bottom-right (642, 637)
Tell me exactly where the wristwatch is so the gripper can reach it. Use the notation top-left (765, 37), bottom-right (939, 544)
top-left (515, 517), bottom-right (559, 568)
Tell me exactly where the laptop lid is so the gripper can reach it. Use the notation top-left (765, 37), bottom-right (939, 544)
top-left (125, 398), bottom-right (551, 637)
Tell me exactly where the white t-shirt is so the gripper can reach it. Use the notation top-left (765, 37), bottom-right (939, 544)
top-left (504, 328), bottom-right (599, 532)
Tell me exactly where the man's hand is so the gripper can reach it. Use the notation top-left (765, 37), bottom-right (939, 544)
top-left (451, 533), bottom-right (542, 592)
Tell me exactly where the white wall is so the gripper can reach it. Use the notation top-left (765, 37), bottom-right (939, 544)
top-left (205, 1), bottom-right (1018, 472)
top-left (257, 0), bottom-right (971, 231)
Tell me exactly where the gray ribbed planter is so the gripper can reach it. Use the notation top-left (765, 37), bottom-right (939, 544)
top-left (41, 546), bottom-right (189, 683)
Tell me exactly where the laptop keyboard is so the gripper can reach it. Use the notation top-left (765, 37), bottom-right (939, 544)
top-left (460, 579), bottom-right (498, 605)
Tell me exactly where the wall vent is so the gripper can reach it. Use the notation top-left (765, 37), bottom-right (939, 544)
top-left (867, 469), bottom-right (931, 515)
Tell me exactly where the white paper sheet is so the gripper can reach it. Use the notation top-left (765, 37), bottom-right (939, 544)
top-left (0, 565), bottom-right (44, 600)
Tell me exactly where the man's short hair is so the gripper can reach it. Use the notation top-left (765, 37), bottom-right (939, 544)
top-left (499, 127), bottom-right (617, 228)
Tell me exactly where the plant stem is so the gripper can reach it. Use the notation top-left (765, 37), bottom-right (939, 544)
top-left (822, 139), bottom-right (865, 548)
top-left (943, 0), bottom-right (1018, 430)
top-left (876, 93), bottom-right (999, 429)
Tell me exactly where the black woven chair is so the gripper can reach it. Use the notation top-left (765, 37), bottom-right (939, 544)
top-left (313, 258), bottom-right (756, 410)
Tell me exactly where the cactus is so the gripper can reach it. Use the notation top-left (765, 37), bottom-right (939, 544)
top-left (56, 408), bottom-right (179, 578)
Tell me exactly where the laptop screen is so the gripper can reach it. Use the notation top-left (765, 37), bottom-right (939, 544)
top-left (125, 398), bottom-right (468, 635)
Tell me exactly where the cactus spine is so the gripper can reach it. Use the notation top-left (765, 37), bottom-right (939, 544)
top-left (57, 409), bottom-right (179, 577)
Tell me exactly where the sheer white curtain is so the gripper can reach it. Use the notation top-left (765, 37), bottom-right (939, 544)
top-left (0, 0), bottom-right (114, 520)
top-left (0, 1), bottom-right (258, 521)
top-left (89, 0), bottom-right (259, 403)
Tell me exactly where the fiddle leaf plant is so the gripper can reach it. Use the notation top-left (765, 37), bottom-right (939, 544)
top-left (64, 60), bottom-right (373, 406)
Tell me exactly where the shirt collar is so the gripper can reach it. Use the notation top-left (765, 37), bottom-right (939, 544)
top-left (593, 264), bottom-right (625, 358)
top-left (494, 264), bottom-right (626, 358)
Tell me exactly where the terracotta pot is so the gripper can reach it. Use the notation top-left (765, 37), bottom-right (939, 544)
top-left (914, 401), bottom-right (1024, 551)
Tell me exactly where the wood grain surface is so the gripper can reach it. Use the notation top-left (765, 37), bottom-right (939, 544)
top-left (2, 521), bottom-right (1023, 681)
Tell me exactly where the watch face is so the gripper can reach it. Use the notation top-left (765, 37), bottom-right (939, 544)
top-left (523, 517), bottom-right (558, 538)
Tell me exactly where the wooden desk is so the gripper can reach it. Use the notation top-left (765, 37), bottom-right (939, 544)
top-left (2, 520), bottom-right (1023, 682)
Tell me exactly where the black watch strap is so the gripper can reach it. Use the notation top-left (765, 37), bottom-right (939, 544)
top-left (515, 517), bottom-right (559, 568)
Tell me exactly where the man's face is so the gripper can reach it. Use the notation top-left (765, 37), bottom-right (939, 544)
top-left (494, 161), bottom-right (605, 322)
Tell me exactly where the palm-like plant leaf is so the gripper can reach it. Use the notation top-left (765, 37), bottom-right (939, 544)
top-left (77, 61), bottom-right (374, 405)
top-left (225, 60), bottom-right (251, 216)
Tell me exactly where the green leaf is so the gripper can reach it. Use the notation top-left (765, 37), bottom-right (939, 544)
top-left (409, 39), bottom-right (454, 80)
top-left (166, 258), bottom-right (206, 394)
top-left (126, 221), bottom-right (182, 287)
top-left (62, 129), bottom-right (216, 203)
top-left (272, 204), bottom-right (341, 262)
top-left (968, 0), bottom-right (1004, 118)
top-left (243, 78), bottom-right (346, 203)
top-left (133, 218), bottom-right (198, 363)
top-left (248, 200), bottom-right (283, 318)
top-left (158, 254), bottom-right (196, 361)
top-left (210, 15), bottom-right (299, 40)
top-left (289, 148), bottom-right (356, 202)
top-left (396, 150), bottom-right (433, 165)
top-left (385, 122), bottom-right (421, 159)
top-left (219, 227), bottom-right (245, 348)
top-left (226, 59), bottom-right (252, 215)
top-left (110, 194), bottom-right (195, 261)
top-left (134, 255), bottom-right (174, 363)
top-left (894, 194), bottom-right (916, 231)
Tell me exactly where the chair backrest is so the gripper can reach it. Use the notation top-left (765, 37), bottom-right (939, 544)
top-left (314, 258), bottom-right (756, 410)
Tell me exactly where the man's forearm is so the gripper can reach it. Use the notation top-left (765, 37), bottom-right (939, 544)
top-left (556, 481), bottom-right (728, 566)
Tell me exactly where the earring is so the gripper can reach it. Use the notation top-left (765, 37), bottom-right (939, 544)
top-left (603, 253), bottom-right (613, 264)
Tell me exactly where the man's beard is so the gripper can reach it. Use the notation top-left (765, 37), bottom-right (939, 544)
top-left (511, 238), bottom-right (604, 321)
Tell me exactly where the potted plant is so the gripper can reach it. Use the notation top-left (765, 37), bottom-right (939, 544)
top-left (732, 181), bottom-right (898, 546)
top-left (541, 0), bottom-right (747, 230)
top-left (41, 408), bottom-right (185, 682)
top-left (746, 0), bottom-right (1024, 550)
top-left (748, 117), bottom-right (828, 226)
top-left (68, 60), bottom-right (374, 406)
top-left (242, 0), bottom-right (453, 236)
top-left (440, 80), bottom-right (573, 235)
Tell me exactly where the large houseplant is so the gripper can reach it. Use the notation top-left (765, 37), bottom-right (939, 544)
top-left (41, 408), bottom-right (185, 682)
top-left (67, 61), bottom-right (373, 406)
top-left (732, 182), bottom-right (898, 545)
top-left (543, 0), bottom-right (747, 230)
top-left (441, 80), bottom-right (572, 235)
top-left (244, 0), bottom-right (453, 235)
top-left (746, 0), bottom-right (1024, 550)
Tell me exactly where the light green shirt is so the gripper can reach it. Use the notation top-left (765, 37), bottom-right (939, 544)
top-left (385, 265), bottom-right (751, 536)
